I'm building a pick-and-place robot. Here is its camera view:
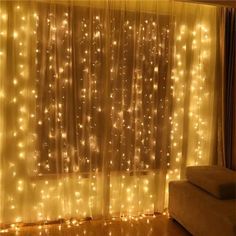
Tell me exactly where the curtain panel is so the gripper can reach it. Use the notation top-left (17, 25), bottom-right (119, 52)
top-left (0, 0), bottom-right (219, 225)
top-left (224, 8), bottom-right (236, 170)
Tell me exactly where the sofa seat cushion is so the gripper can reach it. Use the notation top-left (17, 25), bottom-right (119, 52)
top-left (169, 181), bottom-right (236, 236)
top-left (186, 165), bottom-right (236, 199)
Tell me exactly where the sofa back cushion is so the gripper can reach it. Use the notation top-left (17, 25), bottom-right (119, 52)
top-left (186, 166), bottom-right (236, 199)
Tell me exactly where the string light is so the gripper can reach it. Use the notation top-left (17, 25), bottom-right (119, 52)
top-left (0, 0), bottom-right (217, 228)
top-left (166, 17), bottom-right (213, 204)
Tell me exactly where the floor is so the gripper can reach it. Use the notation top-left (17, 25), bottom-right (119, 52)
top-left (0, 215), bottom-right (191, 236)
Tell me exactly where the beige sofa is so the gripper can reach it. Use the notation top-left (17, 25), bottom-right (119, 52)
top-left (169, 166), bottom-right (236, 236)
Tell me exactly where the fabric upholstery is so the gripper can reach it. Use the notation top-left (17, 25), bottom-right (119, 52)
top-left (186, 165), bottom-right (236, 199)
top-left (169, 181), bottom-right (236, 236)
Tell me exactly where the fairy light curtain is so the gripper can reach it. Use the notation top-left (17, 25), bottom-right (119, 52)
top-left (167, 2), bottom-right (218, 182)
top-left (0, 0), bottom-right (219, 225)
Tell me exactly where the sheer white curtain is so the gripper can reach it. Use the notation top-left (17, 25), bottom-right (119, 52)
top-left (166, 2), bottom-right (218, 200)
top-left (0, 0), bottom-right (219, 226)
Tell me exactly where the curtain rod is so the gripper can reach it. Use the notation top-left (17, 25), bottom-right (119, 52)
top-left (174, 0), bottom-right (236, 8)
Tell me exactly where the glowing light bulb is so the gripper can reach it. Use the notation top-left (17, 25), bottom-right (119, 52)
top-left (13, 79), bottom-right (18, 85)
top-left (1, 14), bottom-right (7, 20)
top-left (13, 31), bottom-right (18, 39)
